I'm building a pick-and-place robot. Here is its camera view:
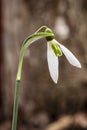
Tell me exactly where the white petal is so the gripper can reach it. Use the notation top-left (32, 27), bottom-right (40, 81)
top-left (47, 42), bottom-right (59, 83)
top-left (57, 42), bottom-right (81, 68)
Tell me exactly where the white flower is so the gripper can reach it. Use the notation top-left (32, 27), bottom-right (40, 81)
top-left (47, 39), bottom-right (81, 84)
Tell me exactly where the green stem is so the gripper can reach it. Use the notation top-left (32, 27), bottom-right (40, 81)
top-left (12, 80), bottom-right (20, 130)
top-left (35, 26), bottom-right (47, 33)
top-left (12, 48), bottom-right (25, 130)
top-left (16, 48), bottom-right (25, 81)
top-left (22, 32), bottom-right (54, 49)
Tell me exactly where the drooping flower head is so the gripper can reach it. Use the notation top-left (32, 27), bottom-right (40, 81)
top-left (19, 26), bottom-right (81, 84)
top-left (45, 28), bottom-right (81, 83)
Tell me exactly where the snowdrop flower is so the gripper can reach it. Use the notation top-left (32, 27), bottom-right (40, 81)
top-left (46, 29), bottom-right (81, 84)
top-left (12, 26), bottom-right (81, 130)
top-left (20, 27), bottom-right (81, 84)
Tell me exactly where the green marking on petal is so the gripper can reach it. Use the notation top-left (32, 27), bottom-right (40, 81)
top-left (51, 42), bottom-right (62, 56)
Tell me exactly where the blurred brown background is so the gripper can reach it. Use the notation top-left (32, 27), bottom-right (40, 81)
top-left (1, 0), bottom-right (87, 129)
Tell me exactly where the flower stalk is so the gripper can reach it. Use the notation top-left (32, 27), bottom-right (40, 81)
top-left (12, 26), bottom-right (54, 130)
top-left (12, 80), bottom-right (20, 130)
